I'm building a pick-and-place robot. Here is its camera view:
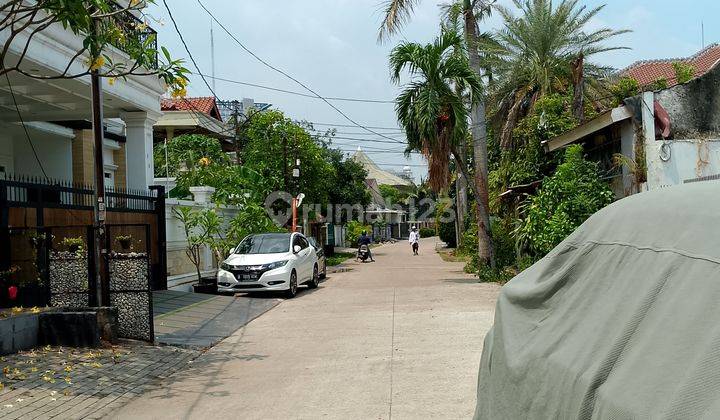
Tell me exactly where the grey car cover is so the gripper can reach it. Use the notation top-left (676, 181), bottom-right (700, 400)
top-left (474, 183), bottom-right (720, 419)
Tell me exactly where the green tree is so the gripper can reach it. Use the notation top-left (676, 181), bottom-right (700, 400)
top-left (242, 110), bottom-right (334, 207)
top-left (154, 134), bottom-right (228, 178)
top-left (379, 185), bottom-right (402, 206)
top-left (380, 0), bottom-right (496, 267)
top-left (173, 164), bottom-right (269, 206)
top-left (492, 0), bottom-right (628, 150)
top-left (391, 30), bottom-right (496, 266)
top-left (324, 148), bottom-right (371, 209)
top-left (0, 0), bottom-right (188, 94)
top-left (520, 145), bottom-right (613, 256)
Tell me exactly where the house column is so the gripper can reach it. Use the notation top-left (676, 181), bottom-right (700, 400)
top-left (640, 91), bottom-right (661, 190)
top-left (121, 111), bottom-right (160, 190)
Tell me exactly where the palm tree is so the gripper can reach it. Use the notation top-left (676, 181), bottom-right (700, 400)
top-left (390, 30), bottom-right (494, 264)
top-left (492, 0), bottom-right (628, 151)
top-left (380, 0), bottom-right (496, 267)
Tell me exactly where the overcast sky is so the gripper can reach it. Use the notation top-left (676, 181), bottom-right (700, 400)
top-left (147, 0), bottom-right (720, 182)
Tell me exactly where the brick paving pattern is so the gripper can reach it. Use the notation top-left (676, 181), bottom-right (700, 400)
top-left (0, 343), bottom-right (198, 420)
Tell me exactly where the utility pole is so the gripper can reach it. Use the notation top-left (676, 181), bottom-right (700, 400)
top-left (282, 134), bottom-right (289, 193)
top-left (90, 61), bottom-right (107, 307)
top-left (233, 101), bottom-right (241, 165)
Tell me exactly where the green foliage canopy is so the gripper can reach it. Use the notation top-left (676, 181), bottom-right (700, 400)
top-left (520, 145), bottom-right (614, 256)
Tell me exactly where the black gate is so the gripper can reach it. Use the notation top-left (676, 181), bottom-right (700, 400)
top-left (104, 224), bottom-right (154, 342)
top-left (1, 226), bottom-right (97, 309)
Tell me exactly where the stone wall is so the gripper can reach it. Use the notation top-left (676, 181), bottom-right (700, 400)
top-left (656, 65), bottom-right (720, 139)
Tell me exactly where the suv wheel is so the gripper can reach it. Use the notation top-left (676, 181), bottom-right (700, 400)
top-left (308, 265), bottom-right (319, 289)
top-left (285, 271), bottom-right (298, 298)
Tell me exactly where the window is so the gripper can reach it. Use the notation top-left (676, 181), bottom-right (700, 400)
top-left (235, 234), bottom-right (291, 254)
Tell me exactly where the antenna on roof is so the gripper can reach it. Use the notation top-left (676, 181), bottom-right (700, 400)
top-left (702, 20), bottom-right (705, 49)
top-left (210, 18), bottom-right (216, 93)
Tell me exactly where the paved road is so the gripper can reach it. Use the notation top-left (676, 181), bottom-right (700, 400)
top-left (109, 238), bottom-right (501, 420)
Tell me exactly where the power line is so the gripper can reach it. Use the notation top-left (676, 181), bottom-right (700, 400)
top-left (199, 73), bottom-right (395, 104)
top-left (327, 135), bottom-right (408, 144)
top-left (195, 0), bottom-right (406, 145)
top-left (304, 122), bottom-right (405, 131)
top-left (309, 129), bottom-right (406, 136)
top-left (4, 73), bottom-right (48, 179)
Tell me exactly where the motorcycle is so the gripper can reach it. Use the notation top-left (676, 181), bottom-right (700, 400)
top-left (357, 244), bottom-right (370, 262)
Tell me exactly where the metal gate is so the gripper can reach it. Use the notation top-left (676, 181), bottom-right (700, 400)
top-left (105, 224), bottom-right (154, 342)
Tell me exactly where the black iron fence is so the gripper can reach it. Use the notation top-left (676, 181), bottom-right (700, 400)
top-left (1, 174), bottom-right (159, 213)
top-left (108, 1), bottom-right (159, 69)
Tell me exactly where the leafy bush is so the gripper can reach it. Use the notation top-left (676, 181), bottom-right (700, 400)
top-left (461, 218), bottom-right (517, 276)
top-left (154, 134), bottom-right (228, 178)
top-left (672, 62), bottom-right (695, 84)
top-left (520, 145), bottom-right (614, 256)
top-left (647, 77), bottom-right (668, 91)
top-left (419, 227), bottom-right (435, 238)
top-left (346, 220), bottom-right (373, 247)
top-left (172, 162), bottom-right (269, 206)
top-left (611, 77), bottom-right (640, 105)
top-left (438, 221), bottom-right (456, 248)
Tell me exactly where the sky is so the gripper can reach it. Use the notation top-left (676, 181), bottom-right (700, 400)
top-left (146, 0), bottom-right (720, 183)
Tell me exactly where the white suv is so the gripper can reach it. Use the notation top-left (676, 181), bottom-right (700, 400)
top-left (217, 232), bottom-right (319, 298)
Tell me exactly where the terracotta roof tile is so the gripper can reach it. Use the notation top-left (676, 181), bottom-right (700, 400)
top-left (160, 97), bottom-right (223, 121)
top-left (620, 44), bottom-right (720, 88)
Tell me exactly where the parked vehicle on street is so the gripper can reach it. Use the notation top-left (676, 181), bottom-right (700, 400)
top-left (357, 244), bottom-right (371, 262)
top-left (307, 237), bottom-right (326, 279)
top-left (474, 183), bottom-right (720, 419)
top-left (217, 232), bottom-right (319, 298)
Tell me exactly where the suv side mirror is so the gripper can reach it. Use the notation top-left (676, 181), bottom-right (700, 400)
top-left (293, 245), bottom-right (302, 254)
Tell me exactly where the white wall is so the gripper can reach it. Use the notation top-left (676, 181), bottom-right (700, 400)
top-left (646, 139), bottom-right (720, 187)
top-left (0, 123), bottom-right (73, 180)
top-left (165, 199), bottom-right (241, 278)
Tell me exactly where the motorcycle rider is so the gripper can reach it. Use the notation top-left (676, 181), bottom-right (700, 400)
top-left (358, 230), bottom-right (375, 262)
top-left (409, 226), bottom-right (420, 255)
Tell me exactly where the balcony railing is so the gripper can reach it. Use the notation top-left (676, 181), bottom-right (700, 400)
top-left (107, 2), bottom-right (158, 70)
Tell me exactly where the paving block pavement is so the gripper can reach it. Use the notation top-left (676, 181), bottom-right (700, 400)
top-left (0, 343), bottom-right (198, 420)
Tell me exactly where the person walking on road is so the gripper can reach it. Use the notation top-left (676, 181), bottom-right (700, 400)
top-left (409, 226), bottom-right (420, 255)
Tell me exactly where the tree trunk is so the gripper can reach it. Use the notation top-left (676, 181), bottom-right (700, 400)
top-left (455, 170), bottom-right (467, 246)
top-left (571, 52), bottom-right (585, 122)
top-left (463, 3), bottom-right (495, 268)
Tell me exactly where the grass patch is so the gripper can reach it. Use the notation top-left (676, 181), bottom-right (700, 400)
top-left (437, 248), bottom-right (470, 263)
top-left (326, 252), bottom-right (355, 266)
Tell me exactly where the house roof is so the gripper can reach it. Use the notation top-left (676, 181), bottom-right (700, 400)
top-left (352, 149), bottom-right (414, 187)
top-left (621, 43), bottom-right (720, 88)
top-left (543, 106), bottom-right (633, 152)
top-left (161, 97), bottom-right (223, 122)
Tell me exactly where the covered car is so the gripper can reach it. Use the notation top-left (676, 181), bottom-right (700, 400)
top-left (475, 183), bottom-right (720, 419)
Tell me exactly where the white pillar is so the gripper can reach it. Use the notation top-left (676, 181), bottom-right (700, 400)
top-left (121, 111), bottom-right (160, 190)
top-left (640, 92), bottom-right (661, 190)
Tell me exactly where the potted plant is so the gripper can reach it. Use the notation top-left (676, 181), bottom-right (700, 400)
top-left (173, 207), bottom-right (219, 295)
top-left (60, 236), bottom-right (85, 255)
top-left (115, 235), bottom-right (134, 251)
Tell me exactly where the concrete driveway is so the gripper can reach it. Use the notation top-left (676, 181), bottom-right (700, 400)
top-left (109, 238), bottom-right (501, 420)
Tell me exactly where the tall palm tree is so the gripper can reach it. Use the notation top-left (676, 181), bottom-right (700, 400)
top-left (492, 0), bottom-right (628, 150)
top-left (380, 0), bottom-right (496, 267)
top-left (390, 30), bottom-right (493, 264)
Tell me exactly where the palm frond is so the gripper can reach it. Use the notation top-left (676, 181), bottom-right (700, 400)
top-left (378, 0), bottom-right (423, 43)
